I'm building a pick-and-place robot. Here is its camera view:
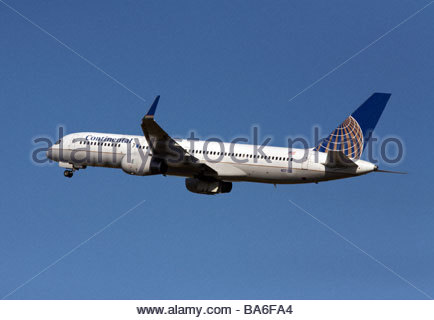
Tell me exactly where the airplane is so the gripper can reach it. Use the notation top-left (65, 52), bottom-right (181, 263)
top-left (46, 93), bottom-right (405, 194)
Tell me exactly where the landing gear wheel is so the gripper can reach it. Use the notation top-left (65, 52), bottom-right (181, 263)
top-left (64, 170), bottom-right (73, 178)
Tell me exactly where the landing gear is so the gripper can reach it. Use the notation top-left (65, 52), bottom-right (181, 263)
top-left (64, 170), bottom-right (73, 178)
top-left (60, 163), bottom-right (84, 178)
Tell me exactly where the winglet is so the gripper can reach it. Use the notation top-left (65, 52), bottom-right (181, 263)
top-left (145, 95), bottom-right (160, 119)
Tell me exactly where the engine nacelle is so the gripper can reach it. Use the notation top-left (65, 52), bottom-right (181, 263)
top-left (121, 154), bottom-right (167, 176)
top-left (185, 178), bottom-right (232, 195)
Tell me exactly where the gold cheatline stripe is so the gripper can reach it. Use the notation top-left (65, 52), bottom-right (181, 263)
top-left (347, 119), bottom-right (357, 158)
top-left (343, 124), bottom-right (352, 154)
top-left (334, 126), bottom-right (342, 151)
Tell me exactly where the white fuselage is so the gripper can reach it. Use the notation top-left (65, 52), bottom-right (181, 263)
top-left (48, 132), bottom-right (377, 184)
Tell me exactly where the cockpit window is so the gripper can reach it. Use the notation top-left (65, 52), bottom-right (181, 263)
top-left (54, 139), bottom-right (62, 145)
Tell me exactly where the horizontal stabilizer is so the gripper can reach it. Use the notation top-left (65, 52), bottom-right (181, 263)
top-left (322, 150), bottom-right (358, 168)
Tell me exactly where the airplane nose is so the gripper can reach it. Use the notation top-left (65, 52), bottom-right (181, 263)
top-left (46, 146), bottom-right (52, 160)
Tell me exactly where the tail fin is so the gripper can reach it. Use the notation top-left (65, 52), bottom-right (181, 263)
top-left (314, 93), bottom-right (391, 160)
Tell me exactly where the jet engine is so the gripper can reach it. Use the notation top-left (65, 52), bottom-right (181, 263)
top-left (185, 178), bottom-right (232, 195)
top-left (121, 154), bottom-right (167, 176)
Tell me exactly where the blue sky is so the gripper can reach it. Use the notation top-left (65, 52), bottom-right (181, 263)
top-left (1, 0), bottom-right (434, 299)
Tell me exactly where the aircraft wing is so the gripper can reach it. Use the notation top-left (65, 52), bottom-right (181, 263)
top-left (322, 150), bottom-right (358, 168)
top-left (141, 96), bottom-right (217, 176)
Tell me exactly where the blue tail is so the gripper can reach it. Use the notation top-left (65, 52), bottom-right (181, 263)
top-left (314, 93), bottom-right (391, 159)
